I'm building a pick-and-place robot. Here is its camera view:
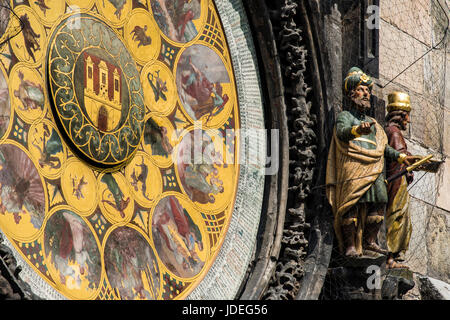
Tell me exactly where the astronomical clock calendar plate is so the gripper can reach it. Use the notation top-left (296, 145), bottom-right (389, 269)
top-left (0, 0), bottom-right (266, 300)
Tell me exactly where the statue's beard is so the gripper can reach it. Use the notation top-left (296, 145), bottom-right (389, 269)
top-left (351, 96), bottom-right (371, 111)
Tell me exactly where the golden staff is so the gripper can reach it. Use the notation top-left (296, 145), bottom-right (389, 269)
top-left (386, 154), bottom-right (434, 183)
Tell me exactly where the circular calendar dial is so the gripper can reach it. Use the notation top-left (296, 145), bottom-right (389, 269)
top-left (0, 0), bottom-right (240, 300)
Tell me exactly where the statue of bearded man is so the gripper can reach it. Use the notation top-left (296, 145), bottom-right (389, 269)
top-left (326, 67), bottom-right (418, 257)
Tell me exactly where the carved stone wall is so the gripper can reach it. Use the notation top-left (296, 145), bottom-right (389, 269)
top-left (238, 0), bottom-right (340, 300)
top-left (263, 0), bottom-right (314, 300)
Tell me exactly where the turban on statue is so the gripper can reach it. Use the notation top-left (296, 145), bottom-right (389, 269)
top-left (344, 67), bottom-right (373, 94)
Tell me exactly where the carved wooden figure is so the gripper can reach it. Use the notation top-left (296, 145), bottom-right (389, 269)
top-left (384, 92), bottom-right (415, 269)
top-left (326, 67), bottom-right (418, 258)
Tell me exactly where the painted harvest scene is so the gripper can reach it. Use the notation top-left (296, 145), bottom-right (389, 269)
top-left (0, 0), bottom-right (239, 300)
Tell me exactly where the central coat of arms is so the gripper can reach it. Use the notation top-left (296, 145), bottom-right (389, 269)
top-left (82, 51), bottom-right (124, 132)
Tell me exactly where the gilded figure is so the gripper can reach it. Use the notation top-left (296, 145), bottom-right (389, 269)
top-left (384, 92), bottom-right (415, 268)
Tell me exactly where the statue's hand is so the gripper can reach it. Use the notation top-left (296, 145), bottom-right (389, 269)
top-left (356, 121), bottom-right (375, 135)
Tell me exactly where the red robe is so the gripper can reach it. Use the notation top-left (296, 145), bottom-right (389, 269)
top-left (385, 124), bottom-right (413, 206)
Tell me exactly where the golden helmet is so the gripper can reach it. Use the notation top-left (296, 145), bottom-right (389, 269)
top-left (387, 91), bottom-right (411, 112)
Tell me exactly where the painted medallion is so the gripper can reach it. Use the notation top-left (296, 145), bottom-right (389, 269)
top-left (175, 44), bottom-right (233, 127)
top-left (43, 209), bottom-right (102, 299)
top-left (104, 226), bottom-right (161, 300)
top-left (151, 195), bottom-right (207, 279)
top-left (0, 144), bottom-right (46, 241)
top-left (150, 0), bottom-right (205, 44)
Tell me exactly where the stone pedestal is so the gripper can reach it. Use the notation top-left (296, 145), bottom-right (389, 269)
top-left (326, 251), bottom-right (387, 300)
top-left (382, 268), bottom-right (415, 300)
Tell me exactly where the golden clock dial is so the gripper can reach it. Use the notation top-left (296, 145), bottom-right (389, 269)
top-left (0, 0), bottom-right (241, 300)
